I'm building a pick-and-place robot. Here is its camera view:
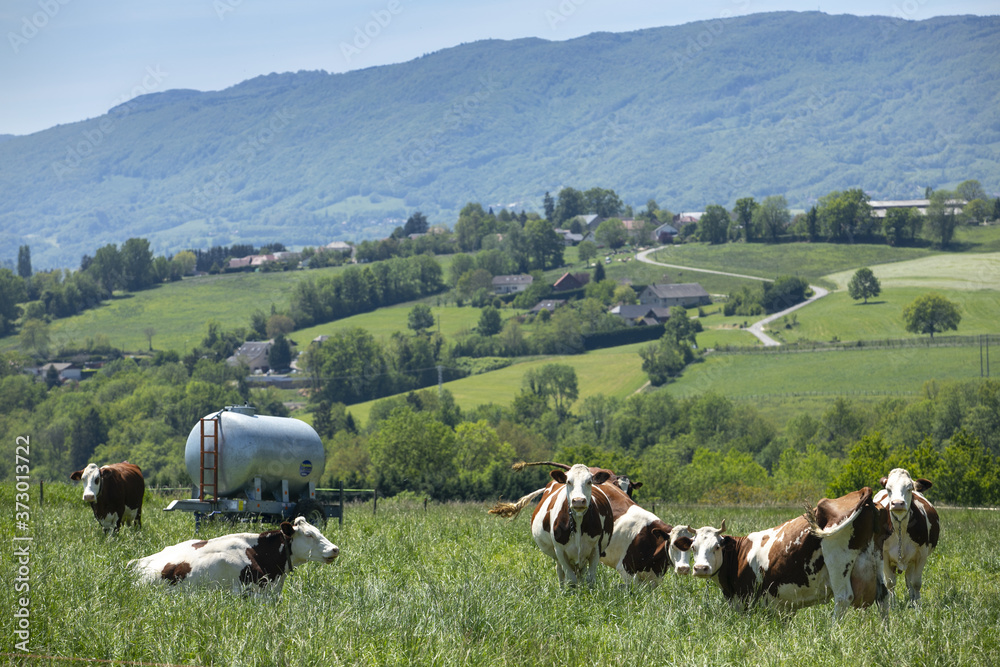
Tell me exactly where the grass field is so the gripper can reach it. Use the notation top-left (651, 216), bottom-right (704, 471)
top-left (670, 345), bottom-right (988, 401)
top-left (344, 343), bottom-right (650, 428)
top-left (293, 303), bottom-right (490, 345)
top-left (3, 483), bottom-right (998, 666)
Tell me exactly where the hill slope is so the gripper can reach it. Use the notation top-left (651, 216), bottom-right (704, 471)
top-left (2, 11), bottom-right (999, 269)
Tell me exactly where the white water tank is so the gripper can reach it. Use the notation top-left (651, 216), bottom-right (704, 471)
top-left (184, 405), bottom-right (325, 500)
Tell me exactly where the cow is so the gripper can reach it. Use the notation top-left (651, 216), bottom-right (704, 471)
top-left (874, 468), bottom-right (940, 606)
top-left (668, 525), bottom-right (696, 576)
top-left (492, 464), bottom-right (688, 586)
top-left (497, 464), bottom-right (614, 586)
top-left (69, 462), bottom-right (145, 532)
top-left (684, 487), bottom-right (891, 619)
top-left (512, 460), bottom-right (643, 498)
top-left (131, 516), bottom-right (339, 596)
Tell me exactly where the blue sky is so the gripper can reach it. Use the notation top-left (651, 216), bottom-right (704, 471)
top-left (2, 0), bottom-right (997, 135)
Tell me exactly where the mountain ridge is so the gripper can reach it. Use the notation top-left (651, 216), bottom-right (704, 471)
top-left (2, 11), bottom-right (998, 269)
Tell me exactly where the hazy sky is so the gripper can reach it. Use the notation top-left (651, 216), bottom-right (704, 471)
top-left (2, 0), bottom-right (997, 136)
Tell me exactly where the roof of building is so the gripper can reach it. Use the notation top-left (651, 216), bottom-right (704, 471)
top-left (530, 299), bottom-right (566, 314)
top-left (492, 274), bottom-right (534, 286)
top-left (227, 340), bottom-right (272, 368)
top-left (613, 305), bottom-right (672, 320)
top-left (644, 283), bottom-right (710, 299)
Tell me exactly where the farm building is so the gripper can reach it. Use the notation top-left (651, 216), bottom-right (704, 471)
top-left (640, 283), bottom-right (711, 308)
top-left (610, 304), bottom-right (671, 326)
top-left (552, 272), bottom-right (590, 291)
top-left (493, 274), bottom-right (534, 294)
top-left (227, 340), bottom-right (273, 374)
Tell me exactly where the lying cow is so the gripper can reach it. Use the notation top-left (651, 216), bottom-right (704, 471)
top-left (875, 468), bottom-right (940, 606)
top-left (493, 464), bottom-right (688, 586)
top-left (512, 460), bottom-right (643, 498)
top-left (132, 516), bottom-right (339, 596)
top-left (70, 462), bottom-right (144, 532)
top-left (684, 487), bottom-right (890, 619)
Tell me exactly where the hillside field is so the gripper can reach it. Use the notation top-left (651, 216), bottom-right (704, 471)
top-left (2, 483), bottom-right (997, 666)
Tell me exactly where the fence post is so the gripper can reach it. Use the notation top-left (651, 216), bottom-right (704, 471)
top-left (39, 479), bottom-right (44, 507)
top-left (424, 498), bottom-right (428, 512)
top-left (373, 487), bottom-right (378, 516)
top-left (339, 480), bottom-right (344, 528)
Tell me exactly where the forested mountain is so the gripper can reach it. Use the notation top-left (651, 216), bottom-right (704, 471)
top-left (2, 11), bottom-right (998, 269)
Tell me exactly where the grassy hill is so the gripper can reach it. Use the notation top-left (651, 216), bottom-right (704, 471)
top-left (2, 12), bottom-right (999, 269)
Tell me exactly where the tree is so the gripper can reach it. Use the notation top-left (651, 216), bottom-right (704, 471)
top-left (903, 293), bottom-right (961, 338)
top-left (449, 254), bottom-right (476, 287)
top-left (368, 407), bottom-right (456, 498)
top-left (522, 218), bottom-right (563, 269)
top-left (543, 191), bottom-right (555, 222)
top-left (171, 250), bottom-right (197, 276)
top-left (962, 199), bottom-right (991, 224)
top-left (583, 187), bottom-right (624, 218)
top-left (523, 363), bottom-right (579, 419)
top-left (403, 211), bottom-right (429, 236)
top-left (847, 267), bottom-right (881, 304)
top-left (924, 190), bottom-right (959, 248)
top-left (120, 237), bottom-right (154, 291)
top-left (955, 179), bottom-right (987, 203)
top-left (0, 268), bottom-right (27, 336)
top-left (883, 207), bottom-right (921, 246)
top-left (803, 206), bottom-right (819, 242)
top-left (595, 218), bottom-right (627, 249)
top-left (817, 189), bottom-right (874, 242)
top-left (753, 195), bottom-right (791, 243)
top-left (408, 303), bottom-right (435, 333)
top-left (553, 187), bottom-right (586, 225)
top-left (17, 245), bottom-right (32, 279)
top-left (613, 284), bottom-right (637, 305)
top-left (143, 327), bottom-right (156, 351)
top-left (87, 243), bottom-right (123, 293)
top-left (268, 334), bottom-right (292, 372)
top-left (732, 197), bottom-right (758, 242)
top-left (592, 261), bottom-right (605, 283)
top-left (477, 306), bottom-right (502, 336)
top-left (266, 314), bottom-right (295, 338)
top-left (698, 205), bottom-right (730, 245)
top-left (19, 319), bottom-right (50, 358)
top-left (577, 240), bottom-right (598, 265)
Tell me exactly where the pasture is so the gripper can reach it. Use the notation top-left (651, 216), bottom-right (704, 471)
top-left (2, 483), bottom-right (998, 666)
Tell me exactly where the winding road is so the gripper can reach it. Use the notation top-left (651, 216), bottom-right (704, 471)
top-left (634, 247), bottom-right (830, 347)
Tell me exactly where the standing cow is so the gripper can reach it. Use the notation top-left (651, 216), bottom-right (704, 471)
top-left (875, 468), bottom-right (940, 606)
top-left (492, 464), bottom-right (690, 586)
top-left (512, 460), bottom-right (643, 498)
top-left (512, 464), bottom-right (614, 586)
top-left (132, 516), bottom-right (339, 596)
top-left (70, 462), bottom-right (144, 532)
top-left (684, 487), bottom-right (890, 619)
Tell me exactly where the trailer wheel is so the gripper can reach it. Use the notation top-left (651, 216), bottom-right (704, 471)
top-left (292, 499), bottom-right (327, 528)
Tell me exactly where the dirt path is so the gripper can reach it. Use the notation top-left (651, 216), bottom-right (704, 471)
top-left (634, 247), bottom-right (830, 347)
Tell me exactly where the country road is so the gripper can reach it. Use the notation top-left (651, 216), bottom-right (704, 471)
top-left (634, 247), bottom-right (830, 347)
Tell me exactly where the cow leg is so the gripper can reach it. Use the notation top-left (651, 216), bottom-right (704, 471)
top-left (586, 551), bottom-right (601, 585)
top-left (904, 566), bottom-right (923, 607)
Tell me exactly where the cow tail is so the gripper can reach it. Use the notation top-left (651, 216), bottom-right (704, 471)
top-left (805, 500), bottom-right (868, 538)
top-left (512, 460), bottom-right (571, 473)
top-left (488, 487), bottom-right (545, 519)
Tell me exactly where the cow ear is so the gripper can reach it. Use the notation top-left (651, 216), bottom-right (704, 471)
top-left (592, 471), bottom-right (611, 485)
top-left (673, 536), bottom-right (692, 552)
top-left (879, 476), bottom-right (888, 488)
top-left (915, 478), bottom-right (932, 492)
top-left (280, 521), bottom-right (294, 537)
top-left (70, 470), bottom-right (83, 481)
top-left (632, 482), bottom-right (643, 490)
top-left (550, 470), bottom-right (567, 483)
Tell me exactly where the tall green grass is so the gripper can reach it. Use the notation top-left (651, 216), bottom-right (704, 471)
top-left (2, 483), bottom-right (998, 666)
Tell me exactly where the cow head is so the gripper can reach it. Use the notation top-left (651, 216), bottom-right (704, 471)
top-left (616, 475), bottom-right (643, 499)
top-left (551, 464), bottom-right (610, 514)
top-left (689, 520), bottom-right (731, 579)
top-left (286, 517), bottom-right (340, 565)
top-left (880, 468), bottom-right (932, 519)
top-left (668, 525), bottom-right (696, 575)
top-left (70, 463), bottom-right (103, 503)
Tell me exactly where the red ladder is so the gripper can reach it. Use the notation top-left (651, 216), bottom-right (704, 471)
top-left (199, 417), bottom-right (220, 500)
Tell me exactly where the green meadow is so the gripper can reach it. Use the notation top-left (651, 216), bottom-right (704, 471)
top-left (2, 484), bottom-right (997, 666)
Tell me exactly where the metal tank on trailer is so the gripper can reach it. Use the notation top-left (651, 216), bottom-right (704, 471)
top-left (182, 404), bottom-right (324, 499)
top-left (165, 404), bottom-right (343, 529)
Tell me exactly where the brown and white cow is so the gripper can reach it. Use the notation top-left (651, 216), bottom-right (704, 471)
top-left (684, 487), bottom-right (891, 619)
top-left (513, 464), bottom-right (614, 586)
top-left (874, 468), bottom-right (940, 606)
top-left (70, 462), bottom-right (144, 532)
top-left (493, 465), bottom-right (689, 586)
top-left (668, 525), bottom-right (696, 576)
top-left (512, 460), bottom-right (643, 498)
top-left (132, 516), bottom-right (339, 596)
